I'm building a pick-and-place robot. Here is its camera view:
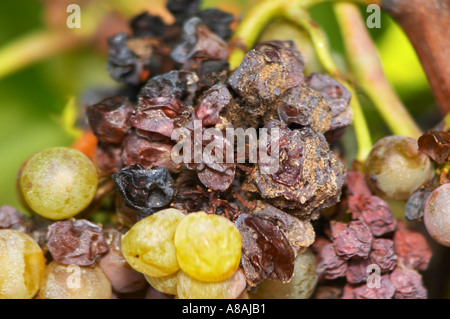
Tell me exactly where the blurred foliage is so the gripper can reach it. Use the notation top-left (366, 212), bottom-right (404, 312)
top-left (0, 0), bottom-right (437, 212)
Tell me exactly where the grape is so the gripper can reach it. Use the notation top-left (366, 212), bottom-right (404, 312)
top-left (99, 229), bottom-right (147, 294)
top-left (19, 147), bottom-right (98, 220)
top-left (0, 229), bottom-right (46, 299)
top-left (174, 211), bottom-right (242, 282)
top-left (364, 136), bottom-right (432, 201)
top-left (144, 272), bottom-right (178, 295)
top-left (176, 269), bottom-right (246, 299)
top-left (39, 261), bottom-right (112, 299)
top-left (249, 248), bottom-right (317, 299)
top-left (122, 208), bottom-right (185, 277)
top-left (424, 183), bottom-right (450, 247)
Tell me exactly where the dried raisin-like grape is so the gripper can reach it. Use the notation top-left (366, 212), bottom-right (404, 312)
top-left (251, 121), bottom-right (345, 218)
top-left (86, 96), bottom-right (134, 144)
top-left (369, 239), bottom-right (397, 273)
top-left (171, 17), bottom-right (228, 66)
top-left (112, 164), bottom-right (175, 218)
top-left (393, 228), bottom-right (432, 271)
top-left (390, 266), bottom-right (427, 299)
top-left (316, 243), bottom-right (348, 280)
top-left (349, 195), bottom-right (397, 236)
top-left (47, 219), bottom-right (109, 267)
top-left (235, 213), bottom-right (295, 286)
top-left (251, 202), bottom-right (315, 255)
top-left (418, 130), bottom-right (450, 164)
top-left (331, 221), bottom-right (373, 260)
top-left (352, 274), bottom-right (395, 299)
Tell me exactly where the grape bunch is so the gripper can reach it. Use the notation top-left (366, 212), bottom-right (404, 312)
top-left (1, 0), bottom-right (448, 300)
top-left (312, 171), bottom-right (432, 299)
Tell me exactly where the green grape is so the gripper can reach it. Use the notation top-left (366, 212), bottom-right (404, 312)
top-left (424, 183), bottom-right (450, 247)
top-left (122, 208), bottom-right (185, 277)
top-left (174, 211), bottom-right (242, 283)
top-left (364, 136), bottom-right (432, 201)
top-left (0, 229), bottom-right (46, 299)
top-left (144, 272), bottom-right (178, 295)
top-left (177, 269), bottom-right (246, 299)
top-left (19, 147), bottom-right (98, 220)
top-left (39, 261), bottom-right (112, 299)
top-left (249, 248), bottom-right (318, 299)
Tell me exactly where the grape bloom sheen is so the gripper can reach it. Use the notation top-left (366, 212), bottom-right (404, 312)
top-left (0, 229), bottom-right (46, 299)
top-left (424, 183), bottom-right (450, 247)
top-left (365, 136), bottom-right (432, 201)
top-left (20, 147), bottom-right (98, 220)
top-left (122, 208), bottom-right (185, 277)
top-left (174, 212), bottom-right (242, 283)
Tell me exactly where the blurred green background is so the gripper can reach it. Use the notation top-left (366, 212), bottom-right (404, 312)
top-left (0, 0), bottom-right (438, 211)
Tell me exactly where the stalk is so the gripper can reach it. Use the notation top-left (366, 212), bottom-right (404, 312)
top-left (334, 2), bottom-right (422, 138)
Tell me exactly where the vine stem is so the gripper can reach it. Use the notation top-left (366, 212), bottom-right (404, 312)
top-left (0, 30), bottom-right (82, 80)
top-left (284, 6), bottom-right (372, 162)
top-left (333, 2), bottom-right (422, 139)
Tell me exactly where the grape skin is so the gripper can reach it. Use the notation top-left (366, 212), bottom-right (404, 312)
top-left (0, 229), bottom-right (46, 299)
top-left (39, 261), bottom-right (112, 299)
top-left (249, 248), bottom-right (318, 299)
top-left (177, 269), bottom-right (246, 299)
top-left (174, 212), bottom-right (242, 283)
top-left (424, 183), bottom-right (450, 247)
top-left (364, 136), bottom-right (432, 201)
top-left (19, 147), bottom-right (98, 220)
top-left (144, 272), bottom-right (178, 295)
top-left (122, 208), bottom-right (185, 277)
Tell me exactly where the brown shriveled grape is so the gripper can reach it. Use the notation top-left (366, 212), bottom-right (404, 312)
top-left (39, 261), bottom-right (112, 299)
top-left (0, 229), bottom-right (46, 299)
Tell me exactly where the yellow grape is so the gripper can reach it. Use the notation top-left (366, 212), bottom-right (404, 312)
top-left (144, 272), bottom-right (178, 295)
top-left (39, 261), bottom-right (112, 299)
top-left (19, 147), bottom-right (98, 220)
top-left (174, 212), bottom-right (242, 282)
top-left (0, 229), bottom-right (46, 299)
top-left (122, 208), bottom-right (185, 277)
top-left (177, 269), bottom-right (246, 299)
